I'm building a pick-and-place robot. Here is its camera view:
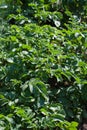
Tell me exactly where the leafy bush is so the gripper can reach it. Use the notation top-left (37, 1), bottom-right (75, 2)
top-left (0, 0), bottom-right (87, 129)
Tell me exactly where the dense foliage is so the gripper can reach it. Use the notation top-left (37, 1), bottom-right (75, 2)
top-left (0, 0), bottom-right (87, 129)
